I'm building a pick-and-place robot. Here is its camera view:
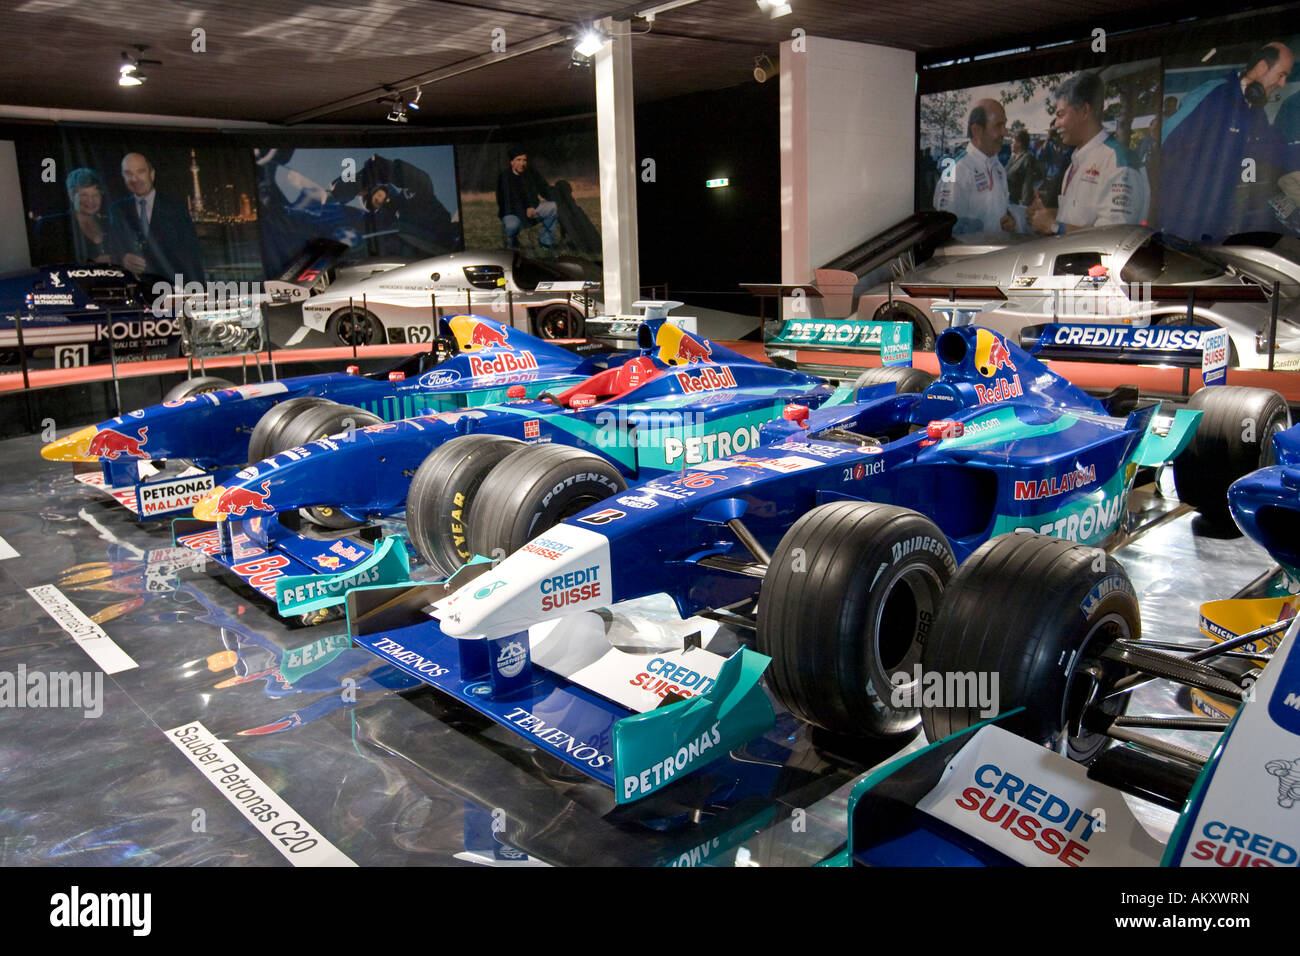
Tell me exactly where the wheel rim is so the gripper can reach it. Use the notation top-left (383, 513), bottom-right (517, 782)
top-left (336, 310), bottom-right (376, 347)
top-left (1058, 612), bottom-right (1134, 757)
top-left (539, 309), bottom-right (575, 339)
top-left (871, 563), bottom-right (945, 682)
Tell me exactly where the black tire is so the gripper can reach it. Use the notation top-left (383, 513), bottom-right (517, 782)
top-left (326, 306), bottom-right (383, 347)
top-left (272, 402), bottom-right (382, 529)
top-left (921, 533), bottom-right (1139, 762)
top-left (468, 445), bottom-right (627, 562)
top-left (871, 300), bottom-right (937, 351)
top-left (756, 502), bottom-right (956, 737)
top-left (163, 376), bottom-right (236, 402)
top-left (406, 434), bottom-right (525, 577)
top-left (534, 304), bottom-right (585, 340)
top-left (1174, 386), bottom-right (1289, 527)
top-left (247, 397), bottom-right (333, 462)
top-left (277, 402), bottom-right (383, 454)
top-left (850, 366), bottom-right (936, 394)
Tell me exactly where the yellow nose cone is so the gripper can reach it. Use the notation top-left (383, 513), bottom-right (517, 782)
top-left (41, 425), bottom-right (98, 462)
top-left (192, 488), bottom-right (228, 522)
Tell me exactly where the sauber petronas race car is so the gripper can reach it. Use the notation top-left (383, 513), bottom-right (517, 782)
top-left (178, 318), bottom-right (859, 612)
top-left (338, 325), bottom-right (1286, 804)
top-left (39, 314), bottom-right (614, 521)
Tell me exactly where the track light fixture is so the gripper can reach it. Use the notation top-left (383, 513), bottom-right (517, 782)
top-left (408, 86), bottom-right (422, 110)
top-left (573, 27), bottom-right (609, 58)
top-left (118, 45), bottom-right (159, 87)
top-left (756, 0), bottom-right (792, 18)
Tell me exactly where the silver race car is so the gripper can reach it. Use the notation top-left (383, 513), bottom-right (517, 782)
top-left (843, 225), bottom-right (1300, 369)
top-left (299, 249), bottom-right (601, 347)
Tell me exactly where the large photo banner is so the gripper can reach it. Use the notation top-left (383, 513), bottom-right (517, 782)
top-left (456, 131), bottom-right (602, 262)
top-left (252, 145), bottom-right (461, 278)
top-left (16, 129), bottom-right (261, 283)
top-left (1160, 35), bottom-right (1300, 242)
top-left (919, 62), bottom-right (1162, 243)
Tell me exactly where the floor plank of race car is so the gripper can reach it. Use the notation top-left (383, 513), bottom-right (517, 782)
top-left (1, 433), bottom-right (1273, 866)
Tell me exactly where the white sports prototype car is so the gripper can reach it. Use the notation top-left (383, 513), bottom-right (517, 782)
top-left (299, 249), bottom-right (600, 346)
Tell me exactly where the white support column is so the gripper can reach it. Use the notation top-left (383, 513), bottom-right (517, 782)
top-left (595, 17), bottom-right (640, 314)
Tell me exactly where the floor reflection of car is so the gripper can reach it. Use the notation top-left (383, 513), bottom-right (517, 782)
top-left (856, 226), bottom-right (1300, 368)
top-left (299, 250), bottom-right (601, 346)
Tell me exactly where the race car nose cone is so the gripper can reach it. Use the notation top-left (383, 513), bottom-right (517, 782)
top-left (40, 425), bottom-right (98, 461)
top-left (192, 487), bottom-right (228, 522)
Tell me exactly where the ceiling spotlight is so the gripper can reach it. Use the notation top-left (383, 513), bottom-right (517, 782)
top-left (574, 28), bottom-right (609, 58)
top-left (756, 0), bottom-right (792, 18)
top-left (408, 86), bottom-right (422, 110)
top-left (117, 46), bottom-right (158, 87)
top-left (754, 54), bottom-right (775, 83)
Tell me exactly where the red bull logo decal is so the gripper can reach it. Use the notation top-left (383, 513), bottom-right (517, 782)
top-left (329, 541), bottom-right (366, 562)
top-left (468, 351), bottom-right (539, 377)
top-left (974, 329), bottom-right (1016, 378)
top-left (1014, 464), bottom-right (1097, 500)
top-left (673, 335), bottom-right (712, 364)
top-left (468, 322), bottom-right (511, 350)
top-left (974, 376), bottom-right (1023, 404)
top-left (217, 480), bottom-right (274, 516)
top-left (87, 427), bottom-right (150, 460)
top-left (675, 366), bottom-right (736, 393)
top-left (314, 555), bottom-right (342, 570)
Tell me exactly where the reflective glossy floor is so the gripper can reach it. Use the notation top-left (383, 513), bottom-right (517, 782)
top-left (1, 434), bottom-right (1276, 866)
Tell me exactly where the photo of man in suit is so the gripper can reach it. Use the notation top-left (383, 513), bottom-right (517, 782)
top-left (109, 152), bottom-right (205, 283)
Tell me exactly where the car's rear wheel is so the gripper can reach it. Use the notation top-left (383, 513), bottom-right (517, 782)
top-left (247, 397), bottom-right (333, 462)
top-left (163, 376), bottom-right (236, 403)
top-left (920, 532), bottom-right (1138, 762)
top-left (534, 304), bottom-right (585, 340)
top-left (756, 501), bottom-right (955, 737)
top-left (850, 366), bottom-right (936, 394)
top-left (1173, 386), bottom-right (1289, 527)
top-left (275, 403), bottom-right (383, 529)
top-left (327, 306), bottom-right (383, 347)
top-left (405, 434), bottom-right (525, 577)
top-left (468, 444), bottom-right (626, 562)
top-left (870, 301), bottom-right (937, 352)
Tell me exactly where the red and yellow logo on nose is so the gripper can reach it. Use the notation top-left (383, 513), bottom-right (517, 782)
top-left (655, 323), bottom-right (712, 366)
top-left (449, 315), bottom-right (512, 351)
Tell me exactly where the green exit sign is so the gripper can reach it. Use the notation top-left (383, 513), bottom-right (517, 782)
top-left (705, 178), bottom-right (730, 188)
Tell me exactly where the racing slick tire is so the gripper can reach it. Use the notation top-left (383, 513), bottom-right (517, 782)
top-left (468, 444), bottom-right (627, 562)
top-left (162, 376), bottom-right (236, 403)
top-left (1173, 386), bottom-right (1289, 528)
top-left (756, 501), bottom-right (955, 737)
top-left (870, 301), bottom-right (937, 352)
top-left (850, 366), bottom-right (936, 395)
top-left (920, 532), bottom-right (1139, 763)
top-left (534, 304), bottom-right (585, 340)
top-left (247, 397), bottom-right (334, 463)
top-left (406, 434), bottom-right (525, 577)
top-left (326, 306), bottom-right (383, 347)
top-left (276, 403), bottom-right (383, 530)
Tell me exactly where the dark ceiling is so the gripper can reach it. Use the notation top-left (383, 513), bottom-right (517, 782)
top-left (0, 0), bottom-right (1286, 127)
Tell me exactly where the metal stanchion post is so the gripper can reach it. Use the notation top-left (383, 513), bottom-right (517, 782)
top-left (1269, 280), bottom-right (1280, 372)
top-left (107, 309), bottom-right (122, 416)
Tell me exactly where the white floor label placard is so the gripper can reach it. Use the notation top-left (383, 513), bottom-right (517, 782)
top-left (165, 722), bottom-right (355, 867)
top-left (0, 535), bottom-right (17, 560)
top-left (26, 585), bottom-right (137, 674)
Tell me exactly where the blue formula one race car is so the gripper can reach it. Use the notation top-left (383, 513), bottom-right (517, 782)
top-left (837, 515), bottom-right (1300, 868)
top-left (40, 313), bottom-right (620, 521)
top-left (177, 317), bottom-right (883, 610)
top-left (339, 325), bottom-right (1287, 804)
